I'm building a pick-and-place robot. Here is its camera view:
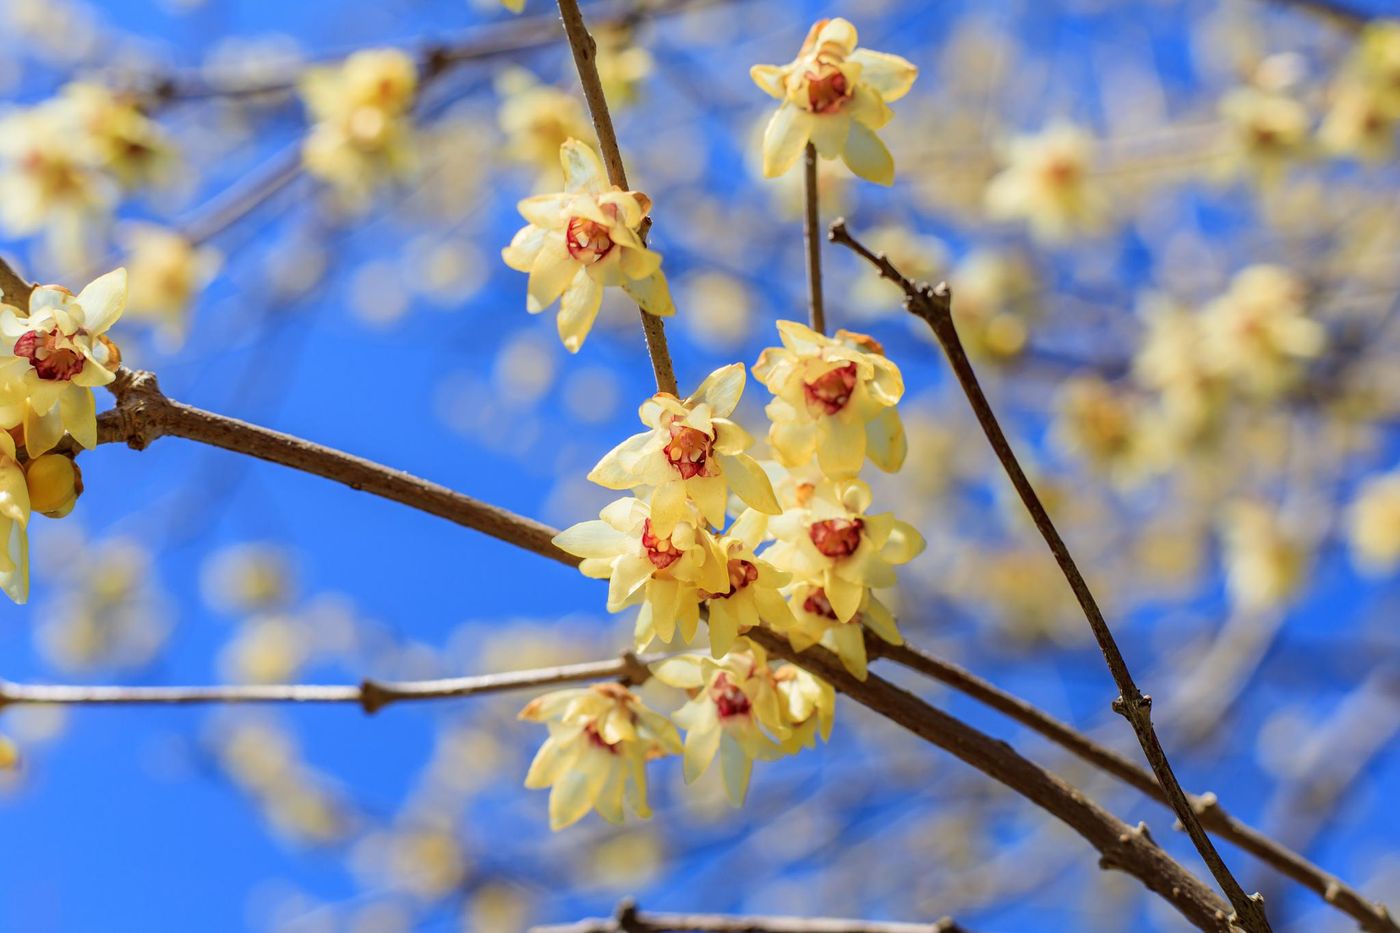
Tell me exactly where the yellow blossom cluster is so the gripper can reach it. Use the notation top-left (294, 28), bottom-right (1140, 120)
top-left (0, 268), bottom-right (128, 603)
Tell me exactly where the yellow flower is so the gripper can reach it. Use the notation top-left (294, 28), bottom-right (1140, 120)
top-left (300, 49), bottom-right (418, 200)
top-left (1222, 501), bottom-right (1308, 612)
top-left (1200, 265), bottom-right (1324, 397)
top-left (949, 250), bottom-right (1037, 362)
top-left (1319, 79), bottom-right (1396, 162)
top-left (588, 363), bottom-right (779, 528)
top-left (1133, 294), bottom-right (1226, 441)
top-left (500, 0), bottom-right (524, 11)
top-left (696, 509), bottom-right (794, 658)
top-left (61, 83), bottom-right (175, 191)
top-left (0, 268), bottom-right (126, 456)
top-left (779, 582), bottom-right (899, 681)
top-left (763, 477), bottom-right (924, 624)
top-left (553, 495), bottom-right (728, 648)
top-left (0, 430), bottom-right (30, 604)
top-left (123, 224), bottom-right (221, 349)
top-left (1348, 470), bottom-right (1400, 575)
top-left (750, 17), bottom-right (917, 185)
top-left (496, 69), bottom-right (594, 185)
top-left (24, 452), bottom-right (81, 518)
top-left (752, 321), bottom-right (906, 478)
top-left (984, 124), bottom-right (1108, 243)
top-left (650, 640), bottom-right (790, 805)
top-left (502, 140), bottom-right (673, 351)
top-left (1052, 376), bottom-right (1145, 479)
top-left (519, 683), bottom-right (680, 830)
top-left (1354, 20), bottom-right (1400, 115)
top-left (595, 25), bottom-right (654, 108)
top-left (772, 662), bottom-right (835, 753)
top-left (1219, 86), bottom-right (1310, 180)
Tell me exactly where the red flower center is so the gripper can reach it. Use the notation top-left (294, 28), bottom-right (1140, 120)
top-left (663, 422), bottom-right (714, 480)
top-left (14, 329), bottom-right (85, 381)
top-left (802, 587), bottom-right (861, 624)
top-left (806, 66), bottom-right (850, 114)
top-left (802, 362), bottom-right (858, 414)
top-left (703, 558), bottom-right (759, 601)
top-left (585, 723), bottom-right (622, 755)
top-left (640, 519), bottom-right (683, 571)
top-left (566, 213), bottom-right (616, 264)
top-left (809, 518), bottom-right (864, 559)
top-left (711, 673), bottom-right (752, 719)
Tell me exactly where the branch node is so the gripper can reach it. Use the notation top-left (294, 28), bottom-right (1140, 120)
top-left (359, 679), bottom-right (390, 715)
top-left (617, 651), bottom-right (650, 688)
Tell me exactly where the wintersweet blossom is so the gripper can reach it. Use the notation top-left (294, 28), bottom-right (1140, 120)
top-left (300, 49), bottom-right (418, 199)
top-left (553, 496), bottom-right (728, 648)
top-left (753, 321), bottom-right (906, 478)
top-left (519, 683), bottom-right (681, 830)
top-left (61, 83), bottom-right (175, 191)
top-left (697, 509), bottom-right (794, 658)
top-left (502, 140), bottom-right (674, 352)
top-left (750, 17), bottom-right (917, 185)
top-left (123, 225), bottom-right (221, 348)
top-left (25, 453), bottom-right (81, 519)
top-left (1348, 470), bottom-right (1400, 575)
top-left (781, 582), bottom-right (900, 681)
top-left (984, 124), bottom-right (1108, 243)
top-left (1200, 265), bottom-right (1324, 397)
top-left (1222, 501), bottom-right (1308, 612)
top-left (496, 69), bottom-right (594, 184)
top-left (772, 663), bottom-right (835, 753)
top-left (588, 363), bottom-right (779, 529)
top-left (0, 430), bottom-right (30, 604)
top-left (0, 268), bottom-right (127, 456)
top-left (650, 641), bottom-right (790, 805)
top-left (1219, 85), bottom-right (1310, 180)
top-left (763, 478), bottom-right (924, 624)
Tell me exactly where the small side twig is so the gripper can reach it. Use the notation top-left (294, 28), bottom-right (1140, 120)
top-left (828, 218), bottom-right (1273, 933)
top-left (802, 142), bottom-right (826, 334)
top-left (530, 898), bottom-right (968, 933)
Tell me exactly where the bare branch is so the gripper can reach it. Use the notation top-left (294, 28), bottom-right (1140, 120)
top-left (556, 0), bottom-right (678, 396)
top-left (828, 218), bottom-right (1272, 933)
top-left (531, 898), bottom-right (969, 932)
top-left (802, 142), bottom-right (826, 335)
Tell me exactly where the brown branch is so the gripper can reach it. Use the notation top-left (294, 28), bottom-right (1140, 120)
top-left (744, 630), bottom-right (1235, 933)
top-left (828, 219), bottom-right (1272, 933)
top-left (556, 0), bottom-right (679, 397)
top-left (874, 641), bottom-right (1398, 933)
top-left (92, 368), bottom-right (577, 568)
top-left (531, 898), bottom-right (968, 933)
top-left (802, 142), bottom-right (826, 335)
top-left (0, 652), bottom-right (652, 715)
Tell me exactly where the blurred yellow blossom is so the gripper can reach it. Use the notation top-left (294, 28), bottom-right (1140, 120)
top-left (1219, 85), bottom-right (1310, 181)
top-left (1221, 501), bottom-right (1308, 612)
top-left (0, 429), bottom-right (29, 604)
top-left (1200, 265), bottom-right (1323, 397)
top-left (502, 140), bottom-right (673, 352)
top-left (751, 17), bottom-right (917, 185)
top-left (595, 25), bottom-right (654, 107)
top-left (122, 225), bottom-right (221, 348)
top-left (219, 614), bottom-right (309, 684)
top-left (60, 83), bottom-right (175, 190)
top-left (496, 68), bottom-right (593, 185)
top-left (948, 250), bottom-right (1036, 362)
top-left (1052, 376), bottom-right (1146, 480)
top-left (1348, 469), bottom-right (1400, 575)
top-left (300, 48), bottom-right (418, 201)
top-left (985, 124), bottom-right (1108, 243)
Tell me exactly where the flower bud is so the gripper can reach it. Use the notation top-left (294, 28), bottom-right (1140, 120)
top-left (26, 453), bottom-right (83, 518)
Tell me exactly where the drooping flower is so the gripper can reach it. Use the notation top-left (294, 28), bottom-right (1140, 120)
top-left (123, 224), bottom-right (221, 348)
top-left (750, 17), bottom-right (917, 185)
top-left (519, 682), bottom-right (681, 830)
top-left (0, 268), bottom-right (127, 456)
top-left (772, 662), bottom-right (835, 753)
top-left (502, 140), bottom-right (673, 352)
top-left (0, 429), bottom-right (30, 604)
top-left (588, 363), bottom-right (779, 528)
top-left (1348, 469), bottom-right (1400, 575)
top-left (1200, 265), bottom-right (1324, 397)
top-left (650, 640), bottom-right (790, 805)
top-left (553, 495), bottom-right (728, 649)
top-left (753, 321), bottom-right (905, 478)
top-left (300, 49), bottom-right (418, 200)
top-left (696, 509), bottom-right (795, 658)
top-left (780, 582), bottom-right (900, 681)
top-left (984, 124), bottom-right (1108, 243)
top-left (763, 477), bottom-right (924, 625)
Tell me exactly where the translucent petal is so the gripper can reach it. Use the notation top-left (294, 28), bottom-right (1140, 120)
top-left (557, 267), bottom-right (604, 352)
top-left (762, 104), bottom-right (814, 178)
top-left (842, 121), bottom-right (895, 186)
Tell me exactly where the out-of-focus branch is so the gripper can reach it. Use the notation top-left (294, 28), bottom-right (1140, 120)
top-left (828, 218), bottom-right (1273, 933)
top-left (1265, 0), bottom-right (1368, 31)
top-left (92, 368), bottom-right (575, 568)
top-left (874, 640), bottom-right (1399, 933)
top-left (0, 652), bottom-right (653, 715)
top-left (531, 899), bottom-right (968, 933)
top-left (556, 0), bottom-right (678, 396)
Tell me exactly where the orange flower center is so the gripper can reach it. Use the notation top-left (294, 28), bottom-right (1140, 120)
top-left (805, 64), bottom-right (851, 114)
top-left (1042, 157), bottom-right (1082, 188)
top-left (703, 558), bottom-right (759, 601)
top-left (711, 673), bottom-right (752, 719)
top-left (803, 362), bottom-right (858, 414)
top-left (802, 587), bottom-right (861, 624)
top-left (585, 723), bottom-right (622, 754)
top-left (15, 328), bottom-right (85, 381)
top-left (809, 518), bottom-right (864, 558)
top-left (640, 519), bottom-right (683, 571)
top-left (663, 422), bottom-right (715, 480)
top-left (566, 210), bottom-right (617, 264)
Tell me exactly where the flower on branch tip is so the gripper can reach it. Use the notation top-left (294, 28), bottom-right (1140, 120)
top-left (751, 17), bottom-right (917, 185)
top-left (519, 682), bottom-right (680, 830)
top-left (588, 363), bottom-right (780, 528)
top-left (553, 495), bottom-right (728, 649)
top-left (0, 429), bottom-right (30, 604)
top-left (0, 268), bottom-right (126, 457)
top-left (779, 582), bottom-right (900, 682)
top-left (502, 139), bottom-right (673, 352)
top-left (764, 477), bottom-right (925, 626)
top-left (650, 639), bottom-right (791, 805)
top-left (300, 49), bottom-right (418, 201)
top-left (753, 321), bottom-right (906, 478)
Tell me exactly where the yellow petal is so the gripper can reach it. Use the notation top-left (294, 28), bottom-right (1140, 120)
top-left (688, 362), bottom-right (745, 416)
top-left (842, 121), bottom-right (894, 186)
top-left (761, 104), bottom-right (814, 178)
top-left (557, 267), bottom-right (604, 352)
top-left (716, 453), bottom-right (780, 515)
top-left (527, 235), bottom-right (576, 313)
top-left (560, 139), bottom-right (607, 194)
top-left (749, 64), bottom-right (785, 99)
top-left (621, 269), bottom-right (674, 317)
top-left (849, 49), bottom-right (918, 102)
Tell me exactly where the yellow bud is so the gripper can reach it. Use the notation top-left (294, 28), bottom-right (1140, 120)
top-left (26, 453), bottom-right (83, 518)
top-left (0, 735), bottom-right (18, 770)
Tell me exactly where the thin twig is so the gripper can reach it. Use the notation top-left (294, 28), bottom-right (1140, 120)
top-left (802, 142), bottom-right (826, 334)
top-left (0, 652), bottom-right (653, 715)
top-left (828, 219), bottom-right (1273, 933)
top-left (555, 0), bottom-right (679, 396)
top-left (531, 898), bottom-right (968, 933)
top-left (873, 641), bottom-right (1398, 933)
top-left (92, 368), bottom-right (575, 568)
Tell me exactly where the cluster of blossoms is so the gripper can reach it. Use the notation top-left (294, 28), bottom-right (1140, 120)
top-left (0, 269), bottom-right (128, 603)
top-left (515, 17), bottom-right (925, 829)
